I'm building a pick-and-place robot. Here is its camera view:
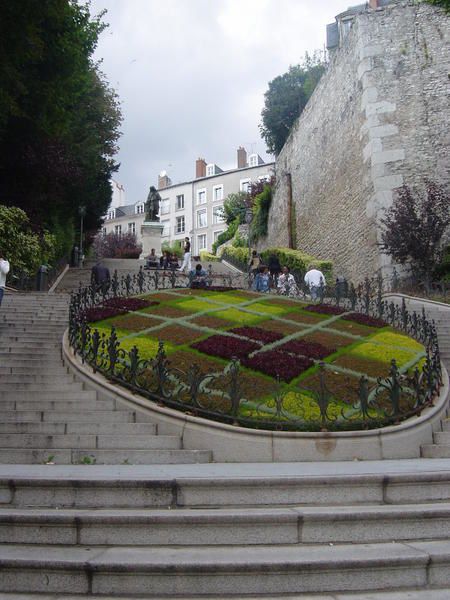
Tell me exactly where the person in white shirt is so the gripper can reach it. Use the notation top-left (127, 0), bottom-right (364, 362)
top-left (304, 265), bottom-right (325, 300)
top-left (0, 249), bottom-right (10, 307)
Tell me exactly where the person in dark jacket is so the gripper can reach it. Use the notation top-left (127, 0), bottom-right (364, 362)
top-left (91, 262), bottom-right (111, 293)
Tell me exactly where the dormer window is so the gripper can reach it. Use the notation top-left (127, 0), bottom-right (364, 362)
top-left (135, 204), bottom-right (144, 214)
top-left (108, 209), bottom-right (115, 220)
top-left (249, 154), bottom-right (258, 167)
top-left (206, 164), bottom-right (215, 177)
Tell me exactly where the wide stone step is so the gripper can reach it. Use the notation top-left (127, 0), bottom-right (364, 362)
top-left (0, 540), bottom-right (445, 596)
top-left (1, 502), bottom-right (450, 547)
top-left (0, 399), bottom-right (115, 411)
top-left (1, 374), bottom-right (75, 384)
top-left (0, 590), bottom-right (449, 600)
top-left (0, 366), bottom-right (69, 375)
top-left (434, 431), bottom-right (450, 444)
top-left (0, 390), bottom-right (97, 401)
top-left (0, 352), bottom-right (62, 360)
top-left (421, 445), bottom-right (450, 458)
top-left (2, 469), bottom-right (449, 509)
top-left (0, 410), bottom-right (137, 423)
top-left (0, 383), bottom-right (84, 393)
top-left (0, 448), bottom-right (211, 465)
top-left (0, 433), bottom-right (180, 450)
top-left (0, 422), bottom-right (157, 435)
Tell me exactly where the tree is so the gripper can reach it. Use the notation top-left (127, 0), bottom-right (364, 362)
top-left (93, 232), bottom-right (142, 259)
top-left (259, 52), bottom-right (326, 155)
top-left (219, 192), bottom-right (249, 226)
top-left (0, 205), bottom-right (56, 276)
top-left (424, 0), bottom-right (450, 12)
top-left (0, 1), bottom-right (121, 256)
top-left (380, 182), bottom-right (450, 290)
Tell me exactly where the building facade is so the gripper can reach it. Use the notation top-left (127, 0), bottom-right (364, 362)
top-left (103, 148), bottom-right (274, 255)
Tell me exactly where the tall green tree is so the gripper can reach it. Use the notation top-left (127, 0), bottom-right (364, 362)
top-left (0, 0), bottom-right (121, 255)
top-left (259, 52), bottom-right (326, 155)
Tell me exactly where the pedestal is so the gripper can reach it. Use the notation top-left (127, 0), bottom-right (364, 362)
top-left (140, 221), bottom-right (164, 259)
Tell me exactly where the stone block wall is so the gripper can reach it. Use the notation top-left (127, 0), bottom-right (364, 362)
top-left (266, 2), bottom-right (450, 281)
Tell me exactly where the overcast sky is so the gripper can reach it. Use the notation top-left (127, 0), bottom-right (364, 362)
top-left (89, 0), bottom-right (353, 204)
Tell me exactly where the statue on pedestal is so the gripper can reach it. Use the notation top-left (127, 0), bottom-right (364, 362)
top-left (145, 186), bottom-right (161, 222)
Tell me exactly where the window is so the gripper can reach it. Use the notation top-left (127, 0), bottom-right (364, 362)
top-left (213, 205), bottom-right (224, 224)
top-left (197, 189), bottom-right (206, 205)
top-left (258, 174), bottom-right (270, 182)
top-left (101, 227), bottom-right (107, 236)
top-left (197, 208), bottom-right (207, 229)
top-left (213, 185), bottom-right (223, 202)
top-left (176, 194), bottom-right (184, 210)
top-left (340, 17), bottom-right (353, 39)
top-left (240, 179), bottom-right (251, 193)
top-left (107, 209), bottom-right (115, 220)
top-left (161, 220), bottom-right (170, 236)
top-left (114, 224), bottom-right (122, 236)
top-left (135, 204), bottom-right (144, 214)
top-left (213, 230), bottom-right (224, 243)
top-left (206, 164), bottom-right (215, 177)
top-left (160, 198), bottom-right (170, 215)
top-left (176, 215), bottom-right (185, 234)
top-left (128, 222), bottom-right (136, 234)
top-left (249, 154), bottom-right (258, 167)
top-left (197, 234), bottom-right (207, 251)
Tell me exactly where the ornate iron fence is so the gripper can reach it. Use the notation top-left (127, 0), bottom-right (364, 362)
top-left (69, 270), bottom-right (443, 432)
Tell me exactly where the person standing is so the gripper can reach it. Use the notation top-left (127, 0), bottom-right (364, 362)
top-left (304, 265), bottom-right (325, 300)
top-left (0, 249), bottom-right (10, 307)
top-left (179, 237), bottom-right (192, 272)
top-left (277, 266), bottom-right (299, 297)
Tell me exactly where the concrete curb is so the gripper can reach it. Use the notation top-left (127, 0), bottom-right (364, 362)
top-left (63, 330), bottom-right (450, 462)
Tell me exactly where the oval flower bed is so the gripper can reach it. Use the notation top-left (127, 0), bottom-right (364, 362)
top-left (85, 288), bottom-right (430, 429)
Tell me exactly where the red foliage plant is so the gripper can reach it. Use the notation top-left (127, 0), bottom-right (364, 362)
top-left (84, 306), bottom-right (126, 322)
top-left (342, 313), bottom-right (386, 328)
top-left (279, 338), bottom-right (335, 360)
top-left (242, 350), bottom-right (313, 382)
top-left (191, 335), bottom-right (260, 361)
top-left (304, 305), bottom-right (346, 316)
top-left (102, 298), bottom-right (159, 311)
top-left (229, 326), bottom-right (283, 344)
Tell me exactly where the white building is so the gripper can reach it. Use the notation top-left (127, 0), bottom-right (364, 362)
top-left (103, 147), bottom-right (274, 255)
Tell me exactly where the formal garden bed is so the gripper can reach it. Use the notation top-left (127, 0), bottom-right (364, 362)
top-left (72, 286), bottom-right (441, 431)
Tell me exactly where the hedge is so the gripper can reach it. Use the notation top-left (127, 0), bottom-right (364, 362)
top-left (221, 246), bottom-right (249, 266)
top-left (199, 250), bottom-right (220, 262)
top-left (260, 247), bottom-right (333, 280)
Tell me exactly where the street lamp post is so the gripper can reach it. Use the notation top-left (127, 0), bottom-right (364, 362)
top-left (78, 205), bottom-right (86, 267)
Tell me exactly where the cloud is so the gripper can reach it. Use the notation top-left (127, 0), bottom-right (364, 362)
top-left (90, 0), bottom-right (353, 203)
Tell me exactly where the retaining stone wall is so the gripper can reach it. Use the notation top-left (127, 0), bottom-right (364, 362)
top-left (266, 2), bottom-right (450, 281)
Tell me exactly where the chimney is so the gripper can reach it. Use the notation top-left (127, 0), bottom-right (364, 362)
top-left (196, 158), bottom-right (207, 178)
top-left (158, 173), bottom-right (172, 189)
top-left (368, 0), bottom-right (380, 8)
top-left (237, 146), bottom-right (247, 169)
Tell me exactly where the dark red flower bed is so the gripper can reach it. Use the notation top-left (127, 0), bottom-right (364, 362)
top-left (229, 326), bottom-right (284, 344)
top-left (242, 350), bottom-right (314, 382)
top-left (342, 313), bottom-right (386, 327)
top-left (279, 338), bottom-right (335, 360)
top-left (304, 304), bottom-right (346, 316)
top-left (191, 335), bottom-right (260, 360)
top-left (102, 297), bottom-right (159, 311)
top-left (84, 306), bottom-right (127, 322)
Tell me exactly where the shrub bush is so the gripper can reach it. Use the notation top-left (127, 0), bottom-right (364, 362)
top-left (221, 246), bottom-right (249, 267)
top-left (260, 247), bottom-right (333, 280)
top-left (94, 232), bottom-right (142, 259)
top-left (199, 250), bottom-right (220, 262)
top-left (250, 185), bottom-right (272, 242)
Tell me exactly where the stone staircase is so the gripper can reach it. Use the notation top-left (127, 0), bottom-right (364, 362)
top-left (0, 290), bottom-right (450, 597)
top-left (1, 461), bottom-right (450, 596)
top-left (0, 293), bottom-right (211, 466)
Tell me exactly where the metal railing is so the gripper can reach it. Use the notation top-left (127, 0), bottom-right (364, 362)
top-left (69, 271), bottom-right (443, 432)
